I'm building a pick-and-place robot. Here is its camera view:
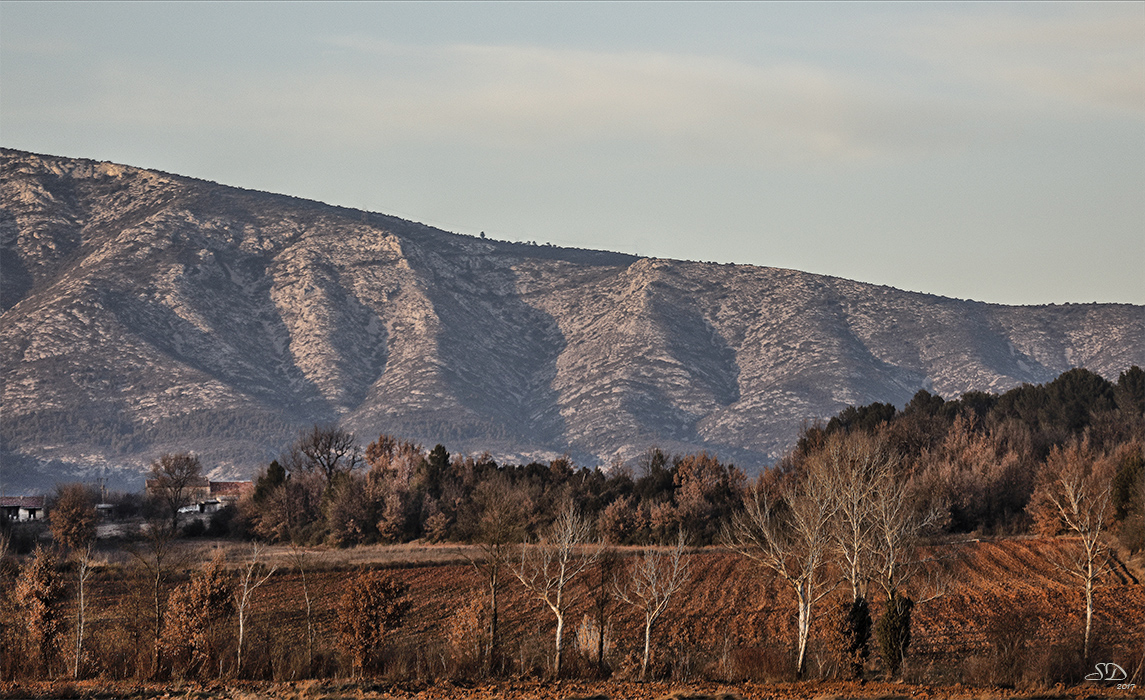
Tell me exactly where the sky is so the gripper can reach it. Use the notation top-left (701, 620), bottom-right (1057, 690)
top-left (2, 2), bottom-right (1143, 306)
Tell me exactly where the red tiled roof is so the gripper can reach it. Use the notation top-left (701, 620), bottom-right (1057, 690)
top-left (210, 481), bottom-right (253, 496)
top-left (0, 496), bottom-right (45, 508)
top-left (143, 479), bottom-right (251, 499)
top-left (145, 477), bottom-right (210, 490)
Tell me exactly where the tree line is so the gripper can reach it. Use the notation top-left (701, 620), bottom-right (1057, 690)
top-left (237, 366), bottom-right (1141, 552)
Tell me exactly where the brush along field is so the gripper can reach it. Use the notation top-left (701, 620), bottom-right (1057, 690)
top-left (8, 537), bottom-right (1143, 699)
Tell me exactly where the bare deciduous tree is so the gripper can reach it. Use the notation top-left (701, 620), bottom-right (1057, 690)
top-left (70, 540), bottom-right (95, 676)
top-left (287, 541), bottom-right (315, 671)
top-left (253, 470), bottom-right (324, 543)
top-left (0, 528), bottom-right (11, 678)
top-left (286, 424), bottom-right (363, 483)
top-left (590, 547), bottom-right (620, 674)
top-left (465, 475), bottom-right (528, 671)
top-left (614, 530), bottom-right (690, 680)
top-left (724, 464), bottom-right (836, 678)
top-left (126, 514), bottom-right (186, 677)
top-left (1029, 437), bottom-right (1116, 662)
top-left (235, 542), bottom-right (277, 675)
top-left (148, 452), bottom-right (204, 533)
top-left (806, 431), bottom-right (942, 679)
top-left (852, 432), bottom-right (946, 679)
top-left (817, 432), bottom-right (890, 602)
top-left (871, 493), bottom-right (942, 680)
top-left (49, 484), bottom-right (98, 679)
top-left (512, 503), bottom-right (601, 677)
top-left (813, 432), bottom-right (898, 679)
top-left (871, 457), bottom-right (944, 601)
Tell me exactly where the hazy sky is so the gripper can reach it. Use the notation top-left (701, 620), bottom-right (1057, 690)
top-left (3, 2), bottom-right (1143, 305)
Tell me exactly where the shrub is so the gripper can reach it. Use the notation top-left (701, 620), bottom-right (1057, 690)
top-left (334, 570), bottom-right (411, 677)
top-left (875, 591), bottom-right (913, 678)
top-left (446, 595), bottom-right (489, 671)
top-left (161, 552), bottom-right (234, 678)
top-left (15, 546), bottom-right (65, 677)
top-left (837, 596), bottom-right (872, 679)
top-left (574, 614), bottom-right (612, 668)
top-left (181, 519), bottom-right (207, 538)
top-left (990, 603), bottom-right (1035, 685)
top-left (207, 504), bottom-right (242, 538)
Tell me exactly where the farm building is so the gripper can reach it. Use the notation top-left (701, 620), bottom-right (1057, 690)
top-left (0, 495), bottom-right (46, 521)
top-left (146, 478), bottom-right (253, 513)
top-left (145, 476), bottom-right (211, 503)
top-left (210, 480), bottom-right (253, 503)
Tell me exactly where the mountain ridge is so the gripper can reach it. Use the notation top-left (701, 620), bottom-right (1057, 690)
top-left (2, 148), bottom-right (1142, 490)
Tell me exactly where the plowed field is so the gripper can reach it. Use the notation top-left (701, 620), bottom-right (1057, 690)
top-left (215, 538), bottom-right (1143, 671)
top-left (20, 537), bottom-right (1142, 699)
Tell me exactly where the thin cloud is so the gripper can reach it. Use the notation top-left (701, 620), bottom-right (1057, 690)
top-left (898, 7), bottom-right (1145, 114)
top-left (15, 14), bottom-right (1135, 172)
top-left (331, 39), bottom-right (986, 162)
top-left (60, 39), bottom-right (987, 167)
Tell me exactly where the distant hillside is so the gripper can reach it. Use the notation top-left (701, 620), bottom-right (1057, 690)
top-left (2, 149), bottom-right (1142, 490)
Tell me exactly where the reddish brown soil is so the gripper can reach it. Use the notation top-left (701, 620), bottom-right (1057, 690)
top-left (3, 678), bottom-right (1144, 699)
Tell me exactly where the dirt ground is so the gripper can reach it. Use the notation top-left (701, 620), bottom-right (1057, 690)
top-left (2, 678), bottom-right (1144, 699)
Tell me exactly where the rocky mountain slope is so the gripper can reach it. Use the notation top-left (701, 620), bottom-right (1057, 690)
top-left (2, 149), bottom-right (1142, 490)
